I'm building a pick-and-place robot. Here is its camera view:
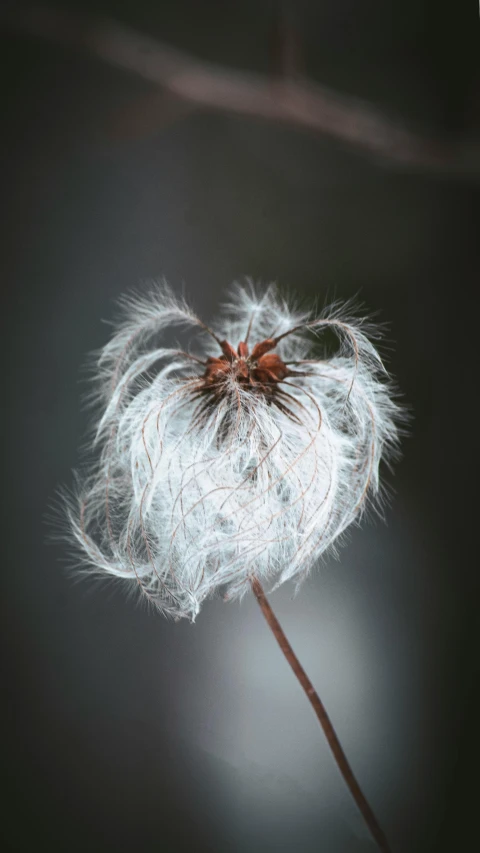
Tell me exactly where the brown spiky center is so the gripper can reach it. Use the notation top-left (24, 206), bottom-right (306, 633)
top-left (202, 338), bottom-right (290, 398)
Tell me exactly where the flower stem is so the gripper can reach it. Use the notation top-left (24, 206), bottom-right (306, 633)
top-left (250, 577), bottom-right (393, 853)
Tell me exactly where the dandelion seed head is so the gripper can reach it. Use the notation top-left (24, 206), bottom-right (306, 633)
top-left (66, 280), bottom-right (404, 621)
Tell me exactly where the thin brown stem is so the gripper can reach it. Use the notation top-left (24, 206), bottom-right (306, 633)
top-left (250, 576), bottom-right (393, 853)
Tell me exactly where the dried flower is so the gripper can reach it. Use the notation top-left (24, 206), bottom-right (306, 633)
top-left (68, 281), bottom-right (403, 621)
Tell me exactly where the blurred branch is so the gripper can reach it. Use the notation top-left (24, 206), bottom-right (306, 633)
top-left (269, 1), bottom-right (306, 81)
top-left (3, 2), bottom-right (479, 177)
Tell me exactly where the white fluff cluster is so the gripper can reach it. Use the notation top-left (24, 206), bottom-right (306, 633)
top-left (68, 281), bottom-right (403, 621)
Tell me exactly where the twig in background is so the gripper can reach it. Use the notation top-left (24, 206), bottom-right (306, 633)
top-left (4, 2), bottom-right (476, 175)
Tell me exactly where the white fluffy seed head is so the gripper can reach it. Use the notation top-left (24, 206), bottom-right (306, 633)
top-left (66, 280), bottom-right (404, 621)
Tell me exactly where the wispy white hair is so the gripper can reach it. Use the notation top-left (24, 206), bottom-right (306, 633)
top-left (67, 280), bottom-right (404, 621)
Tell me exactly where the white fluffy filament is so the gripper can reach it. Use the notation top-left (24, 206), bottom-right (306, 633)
top-left (68, 281), bottom-right (403, 621)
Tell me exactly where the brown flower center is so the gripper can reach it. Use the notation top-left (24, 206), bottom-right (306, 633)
top-left (203, 338), bottom-right (290, 397)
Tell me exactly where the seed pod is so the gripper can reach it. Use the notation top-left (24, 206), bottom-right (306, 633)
top-left (66, 280), bottom-right (404, 621)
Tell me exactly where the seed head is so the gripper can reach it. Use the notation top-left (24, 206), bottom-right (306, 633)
top-left (67, 281), bottom-right (404, 621)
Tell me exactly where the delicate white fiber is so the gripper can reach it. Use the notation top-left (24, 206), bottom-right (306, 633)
top-left (67, 280), bottom-right (404, 621)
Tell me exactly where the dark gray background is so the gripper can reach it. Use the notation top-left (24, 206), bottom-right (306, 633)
top-left (2, 2), bottom-right (479, 852)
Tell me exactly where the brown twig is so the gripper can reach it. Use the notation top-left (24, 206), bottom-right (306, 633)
top-left (250, 576), bottom-right (393, 853)
top-left (3, 2), bottom-right (471, 173)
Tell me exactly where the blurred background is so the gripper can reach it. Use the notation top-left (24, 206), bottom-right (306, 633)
top-left (2, 2), bottom-right (479, 851)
